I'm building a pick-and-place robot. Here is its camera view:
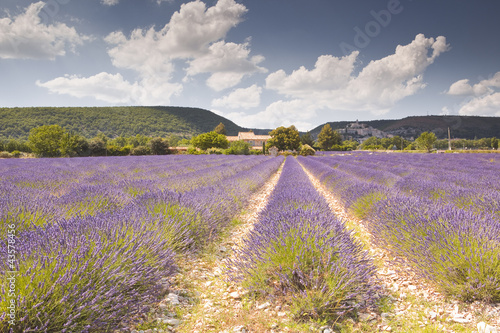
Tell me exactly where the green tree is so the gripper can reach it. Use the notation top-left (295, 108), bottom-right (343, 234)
top-left (225, 140), bottom-right (251, 155)
top-left (168, 134), bottom-right (181, 148)
top-left (342, 140), bottom-right (359, 151)
top-left (60, 132), bottom-right (89, 157)
top-left (267, 126), bottom-right (300, 151)
top-left (109, 136), bottom-right (128, 147)
top-left (415, 132), bottom-right (437, 152)
top-left (317, 124), bottom-right (341, 150)
top-left (149, 137), bottom-right (170, 155)
top-left (360, 136), bottom-right (382, 150)
top-left (130, 134), bottom-right (150, 148)
top-left (299, 144), bottom-right (315, 156)
top-left (214, 122), bottom-right (226, 135)
top-left (28, 125), bottom-right (65, 157)
top-left (89, 138), bottom-right (107, 156)
top-left (130, 145), bottom-right (151, 155)
top-left (492, 137), bottom-right (498, 150)
top-left (191, 131), bottom-right (229, 150)
top-left (300, 132), bottom-right (314, 146)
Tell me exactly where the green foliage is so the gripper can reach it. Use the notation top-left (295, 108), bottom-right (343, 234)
top-left (250, 149), bottom-right (263, 155)
top-left (3, 138), bottom-right (30, 153)
top-left (492, 137), bottom-right (499, 149)
top-left (242, 228), bottom-right (360, 322)
top-left (359, 137), bottom-right (381, 150)
top-left (148, 137), bottom-right (170, 155)
top-left (299, 144), bottom-right (315, 156)
top-left (168, 134), bottom-right (181, 148)
top-left (317, 124), bottom-right (341, 150)
top-left (191, 131), bottom-right (229, 150)
top-left (187, 146), bottom-right (205, 155)
top-left (107, 145), bottom-right (131, 156)
top-left (89, 138), bottom-right (107, 156)
top-left (207, 147), bottom-right (224, 154)
top-left (130, 145), bottom-right (151, 156)
top-left (351, 192), bottom-right (386, 219)
top-left (10, 150), bottom-right (21, 157)
top-left (214, 122), bottom-right (226, 135)
top-left (224, 140), bottom-right (251, 155)
top-left (300, 132), bottom-right (314, 146)
top-left (267, 126), bottom-right (300, 151)
top-left (0, 106), bottom-right (246, 140)
top-left (357, 136), bottom-right (411, 151)
top-left (28, 125), bottom-right (65, 157)
top-left (415, 132), bottom-right (437, 152)
top-left (59, 132), bottom-right (89, 157)
top-left (341, 140), bottom-right (359, 151)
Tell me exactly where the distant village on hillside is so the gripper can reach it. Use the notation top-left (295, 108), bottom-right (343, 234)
top-left (338, 120), bottom-right (393, 142)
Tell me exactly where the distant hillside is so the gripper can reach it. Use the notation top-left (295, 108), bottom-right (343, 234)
top-left (310, 116), bottom-right (500, 140)
top-left (0, 106), bottom-right (269, 140)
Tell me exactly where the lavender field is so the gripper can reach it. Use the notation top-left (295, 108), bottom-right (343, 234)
top-left (1, 153), bottom-right (499, 332)
top-left (0, 155), bottom-right (284, 332)
top-left (299, 153), bottom-right (500, 304)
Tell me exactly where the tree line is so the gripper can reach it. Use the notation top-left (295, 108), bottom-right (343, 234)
top-left (1, 123), bottom-right (498, 158)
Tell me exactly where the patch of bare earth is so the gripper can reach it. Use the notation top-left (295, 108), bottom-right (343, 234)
top-left (169, 165), bottom-right (301, 333)
top-left (301, 164), bottom-right (500, 333)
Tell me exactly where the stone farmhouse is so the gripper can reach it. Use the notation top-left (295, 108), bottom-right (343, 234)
top-left (227, 131), bottom-right (271, 150)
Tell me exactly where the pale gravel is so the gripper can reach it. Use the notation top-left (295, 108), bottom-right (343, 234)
top-left (152, 158), bottom-right (500, 333)
top-left (175, 164), bottom-right (287, 333)
top-left (300, 163), bottom-right (500, 332)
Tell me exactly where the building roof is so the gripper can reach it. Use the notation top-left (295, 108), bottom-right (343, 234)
top-left (227, 132), bottom-right (271, 142)
top-left (238, 132), bottom-right (271, 140)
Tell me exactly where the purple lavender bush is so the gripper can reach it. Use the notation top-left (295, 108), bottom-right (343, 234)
top-left (300, 153), bottom-right (500, 303)
top-left (0, 155), bottom-right (284, 332)
top-left (370, 196), bottom-right (500, 303)
top-left (230, 157), bottom-right (378, 321)
top-left (0, 209), bottom-right (178, 332)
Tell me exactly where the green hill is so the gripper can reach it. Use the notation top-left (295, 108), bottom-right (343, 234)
top-left (0, 106), bottom-right (257, 140)
top-left (310, 116), bottom-right (500, 140)
top-left (3, 107), bottom-right (499, 141)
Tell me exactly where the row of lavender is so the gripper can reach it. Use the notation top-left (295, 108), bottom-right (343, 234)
top-left (0, 155), bottom-right (267, 235)
top-left (298, 153), bottom-right (500, 303)
top-left (0, 155), bottom-right (284, 332)
top-left (230, 157), bottom-right (378, 322)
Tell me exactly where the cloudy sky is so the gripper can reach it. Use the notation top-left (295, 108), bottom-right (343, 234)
top-left (1, 0), bottom-right (500, 131)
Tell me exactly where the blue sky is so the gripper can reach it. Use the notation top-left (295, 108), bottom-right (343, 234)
top-left (1, 0), bottom-right (500, 131)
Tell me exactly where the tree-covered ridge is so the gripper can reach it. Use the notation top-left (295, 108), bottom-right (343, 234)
top-left (310, 116), bottom-right (500, 140)
top-left (0, 106), bottom-right (248, 140)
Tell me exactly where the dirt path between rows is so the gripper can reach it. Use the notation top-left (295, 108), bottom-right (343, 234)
top-left (300, 163), bottom-right (500, 333)
top-left (142, 159), bottom-right (499, 333)
top-left (172, 165), bottom-right (291, 333)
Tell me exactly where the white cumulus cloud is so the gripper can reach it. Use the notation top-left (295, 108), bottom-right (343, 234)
top-left (212, 84), bottom-right (262, 109)
top-left (447, 71), bottom-right (500, 97)
top-left (186, 41), bottom-right (266, 91)
top-left (0, 2), bottom-right (89, 60)
top-left (37, 72), bottom-right (182, 105)
top-left (101, 0), bottom-right (120, 6)
top-left (105, 0), bottom-right (264, 89)
top-left (265, 34), bottom-right (449, 116)
top-left (223, 99), bottom-right (317, 131)
top-left (266, 52), bottom-right (358, 95)
top-left (38, 0), bottom-right (263, 104)
top-left (447, 71), bottom-right (500, 116)
top-left (458, 92), bottom-right (500, 117)
top-left (101, 0), bottom-right (173, 5)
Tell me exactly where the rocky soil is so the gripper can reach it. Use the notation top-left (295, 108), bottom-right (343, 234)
top-left (126, 160), bottom-right (499, 333)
